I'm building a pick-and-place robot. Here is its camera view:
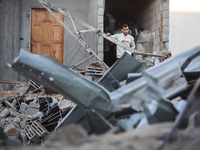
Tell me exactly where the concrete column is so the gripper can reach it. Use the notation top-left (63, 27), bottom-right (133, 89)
top-left (0, 0), bottom-right (20, 80)
top-left (97, 0), bottom-right (105, 60)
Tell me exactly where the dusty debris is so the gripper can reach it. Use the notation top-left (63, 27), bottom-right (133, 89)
top-left (0, 80), bottom-right (75, 146)
top-left (1, 46), bottom-right (200, 150)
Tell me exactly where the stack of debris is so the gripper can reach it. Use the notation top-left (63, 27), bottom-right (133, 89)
top-left (0, 80), bottom-right (75, 145)
top-left (1, 46), bottom-right (200, 150)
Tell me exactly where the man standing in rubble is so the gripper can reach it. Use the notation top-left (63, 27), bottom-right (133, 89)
top-left (106, 24), bottom-right (135, 59)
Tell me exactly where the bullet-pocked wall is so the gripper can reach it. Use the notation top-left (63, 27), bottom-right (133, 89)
top-left (104, 0), bottom-right (169, 63)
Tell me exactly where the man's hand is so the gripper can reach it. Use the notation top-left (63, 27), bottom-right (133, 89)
top-left (106, 33), bottom-right (111, 36)
top-left (160, 51), bottom-right (172, 62)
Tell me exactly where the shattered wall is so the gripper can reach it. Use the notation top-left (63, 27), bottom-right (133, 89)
top-left (135, 0), bottom-right (169, 54)
top-left (0, 0), bottom-right (20, 81)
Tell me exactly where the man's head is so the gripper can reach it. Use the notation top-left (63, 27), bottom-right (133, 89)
top-left (121, 24), bottom-right (129, 36)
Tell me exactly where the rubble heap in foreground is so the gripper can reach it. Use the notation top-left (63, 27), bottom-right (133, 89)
top-left (0, 46), bottom-right (200, 150)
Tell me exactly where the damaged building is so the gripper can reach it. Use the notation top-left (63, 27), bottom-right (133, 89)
top-left (0, 0), bottom-right (170, 80)
top-left (1, 0), bottom-right (200, 150)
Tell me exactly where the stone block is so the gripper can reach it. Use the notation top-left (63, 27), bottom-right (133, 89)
top-left (154, 0), bottom-right (161, 8)
top-left (157, 13), bottom-right (161, 22)
top-left (155, 36), bottom-right (161, 45)
top-left (25, 108), bottom-right (39, 116)
top-left (162, 33), bottom-right (169, 42)
top-left (156, 6), bottom-right (160, 15)
top-left (150, 2), bottom-right (155, 11)
top-left (13, 117), bottom-right (21, 123)
top-left (156, 22), bottom-right (160, 30)
top-left (5, 117), bottom-right (13, 123)
top-left (163, 2), bottom-right (169, 10)
top-left (11, 99), bottom-right (17, 105)
top-left (19, 130), bottom-right (28, 143)
top-left (155, 29), bottom-right (160, 38)
top-left (20, 120), bottom-right (28, 129)
top-left (163, 18), bottom-right (169, 26)
top-left (0, 108), bottom-right (10, 118)
top-left (4, 123), bottom-right (20, 136)
top-left (5, 101), bottom-right (17, 110)
top-left (98, 0), bottom-right (104, 6)
top-left (150, 9), bottom-right (156, 18)
top-left (162, 25), bottom-right (169, 34)
top-left (97, 15), bottom-right (103, 24)
top-left (162, 10), bottom-right (169, 18)
top-left (58, 100), bottom-right (74, 112)
top-left (98, 7), bottom-right (104, 15)
top-left (29, 102), bottom-right (40, 109)
top-left (9, 108), bottom-right (19, 117)
top-left (19, 102), bottom-right (28, 112)
top-left (150, 24), bottom-right (155, 32)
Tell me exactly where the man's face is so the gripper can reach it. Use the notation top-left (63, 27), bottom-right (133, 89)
top-left (121, 26), bottom-right (129, 36)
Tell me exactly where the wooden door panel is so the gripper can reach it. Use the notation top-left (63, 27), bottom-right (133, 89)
top-left (33, 10), bottom-right (46, 25)
top-left (32, 26), bottom-right (41, 43)
top-left (53, 25), bottom-right (63, 43)
top-left (43, 47), bottom-right (51, 57)
top-left (31, 8), bottom-right (64, 64)
top-left (53, 44), bottom-right (62, 62)
top-left (32, 43), bottom-right (41, 55)
top-left (43, 21), bottom-right (53, 45)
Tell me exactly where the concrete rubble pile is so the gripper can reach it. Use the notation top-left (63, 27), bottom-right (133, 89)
top-left (0, 46), bottom-right (200, 150)
top-left (0, 80), bottom-right (75, 145)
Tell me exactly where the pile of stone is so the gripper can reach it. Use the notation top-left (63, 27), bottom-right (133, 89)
top-left (0, 80), bottom-right (75, 146)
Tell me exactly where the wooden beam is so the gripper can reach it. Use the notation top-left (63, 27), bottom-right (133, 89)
top-left (66, 11), bottom-right (78, 34)
top-left (77, 29), bottom-right (101, 34)
top-left (44, 1), bottom-right (162, 58)
top-left (38, 0), bottom-right (109, 69)
top-left (75, 55), bottom-right (94, 67)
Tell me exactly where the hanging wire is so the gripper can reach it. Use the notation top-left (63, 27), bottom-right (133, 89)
top-left (63, 43), bottom-right (81, 63)
top-left (67, 44), bottom-right (82, 66)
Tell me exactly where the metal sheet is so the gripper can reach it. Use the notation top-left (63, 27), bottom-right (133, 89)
top-left (56, 105), bottom-right (112, 134)
top-left (12, 50), bottom-right (112, 112)
top-left (98, 52), bottom-right (146, 91)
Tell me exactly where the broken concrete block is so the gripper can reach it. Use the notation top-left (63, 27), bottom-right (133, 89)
top-left (19, 102), bottom-right (28, 112)
top-left (58, 100), bottom-right (75, 112)
top-left (13, 117), bottom-right (21, 123)
top-left (19, 129), bottom-right (28, 144)
top-left (18, 114), bottom-right (25, 119)
top-left (25, 108), bottom-right (39, 116)
top-left (12, 122), bottom-right (20, 129)
top-left (35, 112), bottom-right (44, 120)
top-left (20, 120), bottom-right (27, 129)
top-left (0, 108), bottom-right (10, 118)
top-left (24, 125), bottom-right (40, 143)
top-left (4, 123), bottom-right (20, 136)
top-left (9, 108), bottom-right (19, 117)
top-left (5, 117), bottom-right (13, 123)
top-left (31, 121), bottom-right (49, 138)
top-left (11, 99), bottom-right (17, 105)
top-left (29, 102), bottom-right (40, 109)
top-left (0, 118), bottom-right (5, 126)
top-left (5, 101), bottom-right (17, 111)
top-left (19, 85), bottom-right (30, 97)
